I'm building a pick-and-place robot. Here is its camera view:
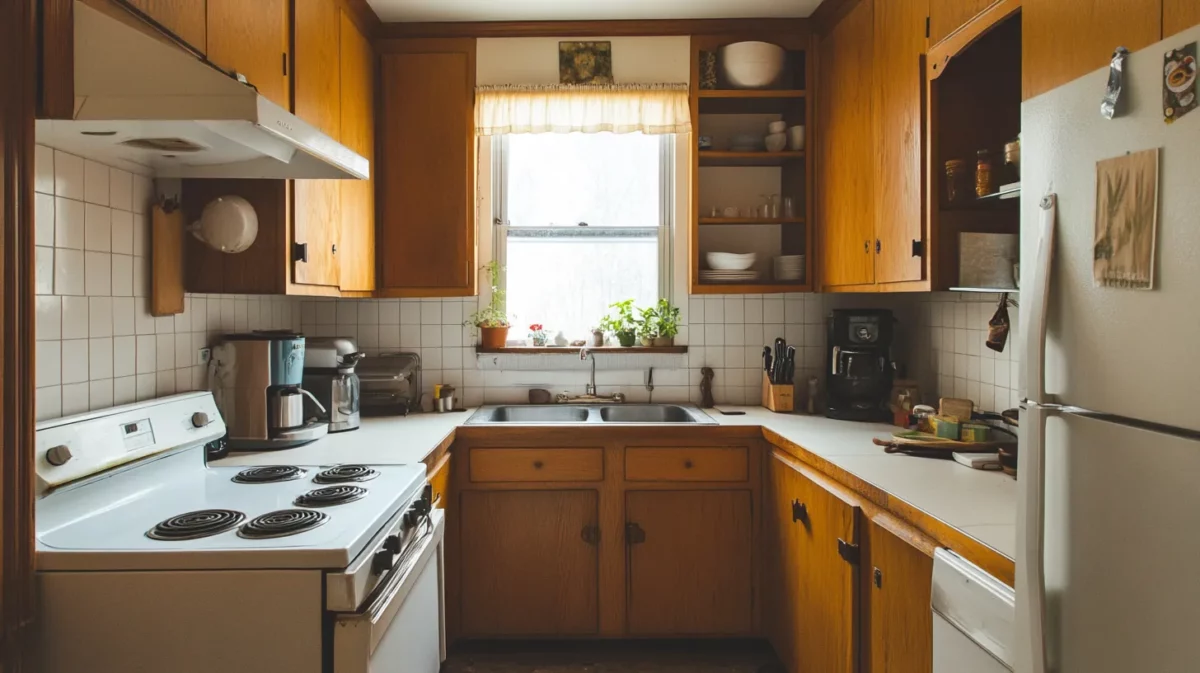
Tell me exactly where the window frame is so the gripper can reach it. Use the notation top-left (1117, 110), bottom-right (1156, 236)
top-left (490, 133), bottom-right (676, 304)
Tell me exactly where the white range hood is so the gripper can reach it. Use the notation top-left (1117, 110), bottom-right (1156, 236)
top-left (35, 1), bottom-right (368, 180)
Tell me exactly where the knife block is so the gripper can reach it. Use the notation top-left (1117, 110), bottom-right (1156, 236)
top-left (761, 372), bottom-right (794, 413)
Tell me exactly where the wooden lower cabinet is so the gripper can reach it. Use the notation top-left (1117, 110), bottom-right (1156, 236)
top-left (864, 516), bottom-right (934, 673)
top-left (626, 490), bottom-right (753, 635)
top-left (766, 451), bottom-right (859, 673)
top-left (459, 490), bottom-right (600, 636)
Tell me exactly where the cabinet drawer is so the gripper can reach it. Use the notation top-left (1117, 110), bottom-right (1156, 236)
top-left (625, 447), bottom-right (749, 482)
top-left (469, 448), bottom-right (604, 483)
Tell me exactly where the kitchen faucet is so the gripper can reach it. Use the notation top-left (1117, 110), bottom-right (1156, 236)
top-left (554, 347), bottom-right (625, 404)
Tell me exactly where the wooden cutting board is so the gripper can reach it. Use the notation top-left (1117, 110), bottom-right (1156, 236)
top-left (150, 201), bottom-right (184, 316)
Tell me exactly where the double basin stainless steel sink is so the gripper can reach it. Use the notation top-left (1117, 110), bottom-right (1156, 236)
top-left (466, 404), bottom-right (716, 425)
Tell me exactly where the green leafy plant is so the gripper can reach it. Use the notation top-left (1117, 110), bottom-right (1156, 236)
top-left (654, 298), bottom-right (681, 338)
top-left (636, 306), bottom-right (659, 339)
top-left (598, 299), bottom-right (639, 346)
top-left (466, 261), bottom-right (511, 329)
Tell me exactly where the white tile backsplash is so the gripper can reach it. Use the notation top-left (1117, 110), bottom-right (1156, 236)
top-left (914, 292), bottom-right (1022, 413)
top-left (33, 146), bottom-right (303, 421)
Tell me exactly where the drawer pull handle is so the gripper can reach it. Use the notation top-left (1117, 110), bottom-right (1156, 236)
top-left (532, 460), bottom-right (544, 469)
top-left (684, 460), bottom-right (694, 469)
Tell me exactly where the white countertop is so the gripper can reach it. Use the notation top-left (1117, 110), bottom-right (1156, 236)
top-left (215, 406), bottom-right (1016, 560)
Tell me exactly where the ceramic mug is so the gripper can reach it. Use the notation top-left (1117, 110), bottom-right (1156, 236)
top-left (767, 120), bottom-right (787, 134)
top-left (787, 125), bottom-right (806, 151)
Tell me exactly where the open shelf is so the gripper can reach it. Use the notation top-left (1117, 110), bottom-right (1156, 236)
top-left (699, 150), bottom-right (805, 167)
top-left (699, 89), bottom-right (807, 99)
top-left (949, 286), bottom-right (1018, 294)
top-left (692, 281), bottom-right (810, 294)
top-left (976, 183), bottom-right (1021, 201)
top-left (700, 217), bottom-right (804, 225)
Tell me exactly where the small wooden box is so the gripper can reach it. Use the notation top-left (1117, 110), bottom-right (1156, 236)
top-left (761, 372), bottom-right (794, 413)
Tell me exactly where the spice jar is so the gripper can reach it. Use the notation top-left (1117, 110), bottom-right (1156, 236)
top-left (944, 159), bottom-right (968, 203)
top-left (975, 149), bottom-right (994, 197)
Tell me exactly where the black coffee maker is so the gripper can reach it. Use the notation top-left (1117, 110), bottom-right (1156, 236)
top-left (825, 309), bottom-right (895, 421)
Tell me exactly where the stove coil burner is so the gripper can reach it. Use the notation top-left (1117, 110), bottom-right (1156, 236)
top-left (146, 509), bottom-right (246, 541)
top-left (313, 465), bottom-right (379, 484)
top-left (238, 509), bottom-right (329, 539)
top-left (294, 485), bottom-right (368, 508)
top-left (232, 466), bottom-right (307, 484)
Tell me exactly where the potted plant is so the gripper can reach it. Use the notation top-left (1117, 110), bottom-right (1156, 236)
top-left (590, 328), bottom-right (605, 348)
top-left (652, 299), bottom-right (681, 347)
top-left (528, 324), bottom-right (548, 347)
top-left (599, 299), bottom-right (638, 347)
top-left (466, 261), bottom-right (511, 349)
top-left (637, 305), bottom-right (659, 346)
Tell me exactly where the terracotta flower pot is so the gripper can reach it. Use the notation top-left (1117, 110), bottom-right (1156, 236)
top-left (653, 336), bottom-right (675, 347)
top-left (479, 326), bottom-right (509, 349)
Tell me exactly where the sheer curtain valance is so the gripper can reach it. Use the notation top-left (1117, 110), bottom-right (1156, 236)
top-left (474, 83), bottom-right (692, 136)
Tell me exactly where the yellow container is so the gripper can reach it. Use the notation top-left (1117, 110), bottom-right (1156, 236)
top-left (930, 415), bottom-right (961, 440)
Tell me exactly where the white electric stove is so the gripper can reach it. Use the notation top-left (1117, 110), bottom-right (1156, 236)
top-left (34, 392), bottom-right (446, 673)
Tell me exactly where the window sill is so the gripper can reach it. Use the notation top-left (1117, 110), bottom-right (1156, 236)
top-left (475, 346), bottom-right (688, 355)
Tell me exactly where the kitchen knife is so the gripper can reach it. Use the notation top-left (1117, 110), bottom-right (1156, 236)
top-left (762, 346), bottom-right (773, 378)
top-left (784, 346), bottom-right (796, 384)
top-left (773, 338), bottom-right (786, 383)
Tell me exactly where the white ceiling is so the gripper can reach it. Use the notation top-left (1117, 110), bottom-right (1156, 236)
top-left (367, 0), bottom-right (824, 23)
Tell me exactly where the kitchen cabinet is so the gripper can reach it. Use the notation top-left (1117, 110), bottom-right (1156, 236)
top-left (337, 8), bottom-right (376, 292)
top-left (766, 450), bottom-right (859, 673)
top-left (816, 0), bottom-right (876, 288)
top-left (929, 0), bottom-right (997, 45)
top-left (864, 515), bottom-right (934, 673)
top-left (1165, 0), bottom-right (1200, 37)
top-left (205, 0), bottom-right (289, 110)
top-left (873, 0), bottom-right (929, 284)
top-left (377, 39), bottom-right (477, 297)
top-left (1023, 0), bottom-right (1162, 100)
top-left (126, 0), bottom-right (206, 51)
top-left (291, 0), bottom-right (342, 288)
top-left (626, 490), bottom-right (753, 635)
top-left (459, 490), bottom-right (600, 636)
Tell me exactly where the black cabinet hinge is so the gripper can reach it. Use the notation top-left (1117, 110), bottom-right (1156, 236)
top-left (837, 538), bottom-right (860, 565)
top-left (874, 567), bottom-right (883, 588)
top-left (911, 239), bottom-right (926, 258)
top-left (925, 17), bottom-right (931, 39)
top-left (875, 239), bottom-right (881, 254)
top-left (292, 242), bottom-right (308, 263)
top-left (791, 500), bottom-right (808, 525)
top-left (283, 53), bottom-right (288, 76)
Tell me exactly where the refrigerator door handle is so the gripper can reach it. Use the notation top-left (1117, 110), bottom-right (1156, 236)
top-left (1017, 402), bottom-right (1051, 673)
top-left (1025, 194), bottom-right (1057, 406)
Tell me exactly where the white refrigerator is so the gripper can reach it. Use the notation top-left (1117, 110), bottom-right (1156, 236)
top-left (1017, 22), bottom-right (1200, 673)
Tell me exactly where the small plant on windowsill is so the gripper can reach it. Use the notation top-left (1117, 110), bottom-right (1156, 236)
top-left (599, 299), bottom-right (639, 347)
top-left (652, 299), bottom-right (681, 347)
top-left (528, 324), bottom-right (548, 347)
top-left (637, 306), bottom-right (659, 346)
top-left (467, 261), bottom-right (511, 349)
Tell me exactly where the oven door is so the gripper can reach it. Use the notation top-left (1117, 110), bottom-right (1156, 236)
top-left (333, 510), bottom-right (445, 673)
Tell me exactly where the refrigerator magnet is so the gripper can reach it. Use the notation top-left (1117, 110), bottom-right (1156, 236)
top-left (1163, 42), bottom-right (1198, 124)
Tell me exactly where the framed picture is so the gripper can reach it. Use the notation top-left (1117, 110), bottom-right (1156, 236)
top-left (1093, 148), bottom-right (1160, 289)
top-left (559, 41), bottom-right (614, 85)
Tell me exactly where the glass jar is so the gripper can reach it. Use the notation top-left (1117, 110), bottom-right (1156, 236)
top-left (975, 149), bottom-right (994, 197)
top-left (944, 159), bottom-right (968, 203)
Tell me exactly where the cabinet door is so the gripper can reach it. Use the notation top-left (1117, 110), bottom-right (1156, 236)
top-left (766, 452), bottom-right (859, 673)
top-left (378, 41), bottom-right (476, 295)
top-left (626, 491), bottom-right (753, 635)
top-left (873, 0), bottom-right (928, 284)
top-left (928, 0), bottom-right (997, 45)
top-left (865, 518), bottom-right (933, 673)
top-left (206, 0), bottom-right (289, 110)
top-left (337, 10), bottom-right (375, 292)
top-left (292, 0), bottom-right (341, 287)
top-left (1023, 0), bottom-right (1161, 100)
top-left (1165, 0), bottom-right (1200, 37)
top-left (459, 490), bottom-right (599, 636)
top-left (817, 0), bottom-right (876, 288)
top-left (126, 0), bottom-right (206, 51)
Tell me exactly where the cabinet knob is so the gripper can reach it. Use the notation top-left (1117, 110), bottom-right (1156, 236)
top-left (684, 459), bottom-right (694, 469)
top-left (532, 460), bottom-right (544, 469)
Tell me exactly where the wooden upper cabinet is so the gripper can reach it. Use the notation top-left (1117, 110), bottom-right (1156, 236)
top-left (205, 0), bottom-right (289, 110)
top-left (873, 0), bottom-right (928, 284)
top-left (817, 0), bottom-right (876, 288)
top-left (1165, 0), bottom-right (1200, 37)
top-left (766, 452), bottom-right (860, 673)
top-left (929, 0), bottom-right (997, 45)
top-left (459, 490), bottom-right (599, 636)
top-left (865, 516), bottom-right (934, 673)
top-left (626, 490), bottom-right (753, 636)
top-left (126, 0), bottom-right (207, 51)
top-left (338, 10), bottom-right (376, 292)
top-left (1023, 0), bottom-right (1162, 100)
top-left (377, 39), bottom-right (477, 296)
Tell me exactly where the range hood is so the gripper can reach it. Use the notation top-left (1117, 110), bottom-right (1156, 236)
top-left (35, 1), bottom-right (368, 180)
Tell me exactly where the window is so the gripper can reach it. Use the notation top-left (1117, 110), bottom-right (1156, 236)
top-left (493, 132), bottom-right (674, 340)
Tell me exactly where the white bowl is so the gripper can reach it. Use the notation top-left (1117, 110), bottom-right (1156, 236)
top-left (765, 133), bottom-right (787, 152)
top-left (767, 121), bottom-right (787, 134)
top-left (721, 42), bottom-right (786, 89)
top-left (707, 252), bottom-right (757, 270)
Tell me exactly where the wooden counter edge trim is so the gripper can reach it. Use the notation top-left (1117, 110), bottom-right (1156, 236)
top-left (420, 428), bottom-right (458, 473)
top-left (761, 427), bottom-right (1015, 586)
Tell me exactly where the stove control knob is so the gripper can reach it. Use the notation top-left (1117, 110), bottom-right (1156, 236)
top-left (46, 444), bottom-right (73, 466)
top-left (382, 534), bottom-right (402, 555)
top-left (191, 412), bottom-right (212, 428)
top-left (372, 549), bottom-right (395, 575)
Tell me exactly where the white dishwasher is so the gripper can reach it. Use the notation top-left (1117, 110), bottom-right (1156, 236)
top-left (932, 548), bottom-right (1016, 673)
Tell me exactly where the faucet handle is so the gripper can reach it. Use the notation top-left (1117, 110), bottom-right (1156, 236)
top-left (612, 392), bottom-right (626, 404)
top-left (554, 392), bottom-right (570, 404)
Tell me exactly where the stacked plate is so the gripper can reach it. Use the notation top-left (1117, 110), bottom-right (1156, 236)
top-left (773, 255), bottom-right (805, 281)
top-left (700, 269), bottom-right (760, 283)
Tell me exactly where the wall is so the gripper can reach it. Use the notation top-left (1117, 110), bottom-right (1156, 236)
top-left (476, 36), bottom-right (691, 85)
top-left (33, 145), bottom-right (301, 421)
top-left (914, 292), bottom-right (1022, 413)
